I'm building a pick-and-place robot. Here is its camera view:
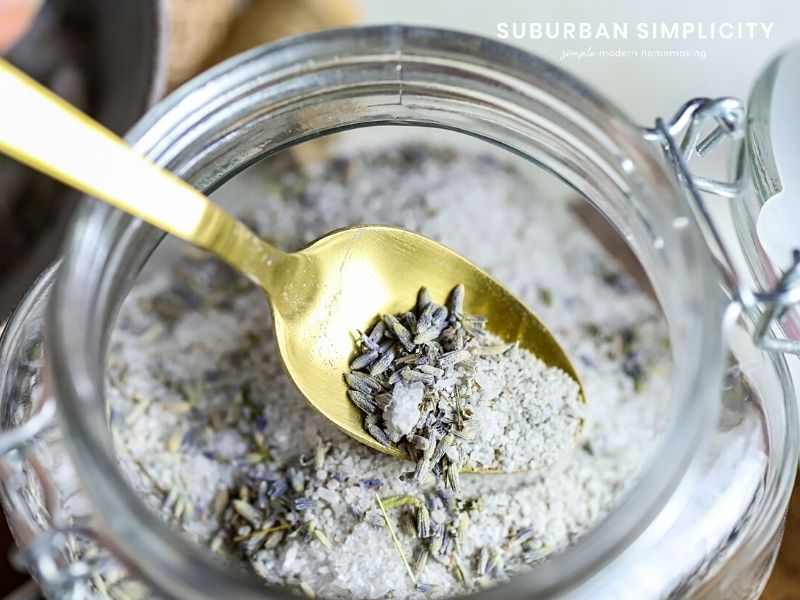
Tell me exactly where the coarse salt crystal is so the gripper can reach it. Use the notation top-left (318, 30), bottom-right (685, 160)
top-left (383, 382), bottom-right (424, 442)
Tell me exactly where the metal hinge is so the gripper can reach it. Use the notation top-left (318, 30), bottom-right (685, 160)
top-left (642, 97), bottom-right (800, 355)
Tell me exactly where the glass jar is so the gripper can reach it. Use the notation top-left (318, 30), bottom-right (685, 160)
top-left (0, 26), bottom-right (797, 599)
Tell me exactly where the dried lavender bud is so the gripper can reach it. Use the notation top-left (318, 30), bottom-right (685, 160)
top-left (394, 352), bottom-right (423, 367)
top-left (429, 525), bottom-right (445, 554)
top-left (314, 442), bottom-right (328, 469)
top-left (417, 364), bottom-right (444, 378)
top-left (414, 552), bottom-right (430, 578)
top-left (486, 547), bottom-right (505, 578)
top-left (369, 348), bottom-right (395, 377)
top-left (233, 500), bottom-right (263, 528)
top-left (350, 348), bottom-right (379, 370)
top-left (454, 328), bottom-right (468, 350)
top-left (344, 373), bottom-right (374, 395)
top-left (348, 390), bottom-right (377, 414)
top-left (445, 462), bottom-right (461, 493)
top-left (430, 432), bottom-right (455, 465)
top-left (401, 369), bottom-right (435, 385)
top-left (383, 314), bottom-right (415, 352)
top-left (242, 531), bottom-right (267, 555)
top-left (256, 481), bottom-right (269, 510)
top-left (477, 547), bottom-right (490, 575)
top-left (368, 320), bottom-right (386, 344)
top-left (417, 302), bottom-right (436, 330)
top-left (417, 287), bottom-right (432, 313)
top-left (403, 311), bottom-right (418, 332)
top-left (412, 456), bottom-right (431, 483)
top-left (345, 371), bottom-right (384, 394)
top-left (265, 530), bottom-right (285, 550)
top-left (415, 583), bottom-right (443, 594)
top-left (460, 357), bottom-right (478, 371)
top-left (448, 284), bottom-right (465, 318)
top-left (365, 414), bottom-right (392, 447)
top-left (438, 349), bottom-right (471, 370)
top-left (431, 306), bottom-right (449, 329)
top-left (359, 331), bottom-right (379, 352)
top-left (416, 504), bottom-right (432, 538)
top-left (314, 529), bottom-right (333, 550)
top-left (413, 325), bottom-right (441, 345)
top-left (268, 478), bottom-right (288, 499)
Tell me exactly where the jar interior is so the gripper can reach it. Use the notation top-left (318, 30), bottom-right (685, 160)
top-left (96, 125), bottom-right (679, 598)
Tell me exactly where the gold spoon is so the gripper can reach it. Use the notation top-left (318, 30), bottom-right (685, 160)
top-left (0, 59), bottom-right (583, 466)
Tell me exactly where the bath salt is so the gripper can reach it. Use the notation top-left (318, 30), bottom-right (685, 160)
top-left (464, 339), bottom-right (583, 470)
top-left (106, 146), bottom-right (671, 599)
top-left (345, 284), bottom-right (583, 479)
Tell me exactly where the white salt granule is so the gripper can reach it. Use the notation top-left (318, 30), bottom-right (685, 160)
top-left (107, 146), bottom-right (671, 599)
top-left (384, 382), bottom-right (424, 442)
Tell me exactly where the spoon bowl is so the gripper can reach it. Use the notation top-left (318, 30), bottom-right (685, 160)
top-left (0, 59), bottom-right (583, 468)
top-left (270, 224), bottom-right (583, 457)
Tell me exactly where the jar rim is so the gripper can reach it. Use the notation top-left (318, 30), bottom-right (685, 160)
top-left (46, 25), bottom-right (724, 598)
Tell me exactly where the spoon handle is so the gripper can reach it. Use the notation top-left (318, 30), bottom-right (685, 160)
top-left (0, 59), bottom-right (280, 286)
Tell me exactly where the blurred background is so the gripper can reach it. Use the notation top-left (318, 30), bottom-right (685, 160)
top-left (0, 0), bottom-right (797, 598)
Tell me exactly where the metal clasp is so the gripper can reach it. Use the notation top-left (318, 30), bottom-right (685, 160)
top-left (0, 395), bottom-right (94, 598)
top-left (642, 97), bottom-right (800, 355)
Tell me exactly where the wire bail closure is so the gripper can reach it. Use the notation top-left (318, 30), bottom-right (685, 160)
top-left (0, 389), bottom-right (108, 598)
top-left (642, 97), bottom-right (800, 355)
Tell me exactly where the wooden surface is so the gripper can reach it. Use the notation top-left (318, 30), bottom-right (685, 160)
top-left (762, 477), bottom-right (800, 599)
top-left (1, 516), bottom-right (29, 593)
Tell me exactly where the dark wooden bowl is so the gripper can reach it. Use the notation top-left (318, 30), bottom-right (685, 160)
top-left (0, 0), bottom-right (166, 319)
